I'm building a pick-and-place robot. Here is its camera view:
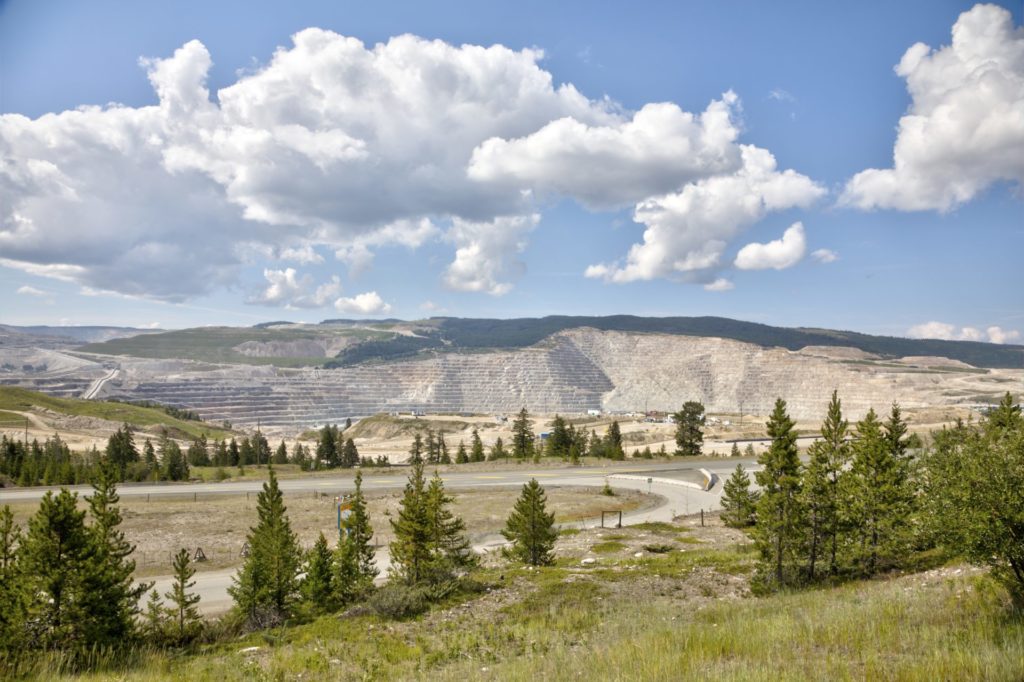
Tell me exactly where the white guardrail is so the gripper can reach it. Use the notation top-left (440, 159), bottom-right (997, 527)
top-left (608, 468), bottom-right (718, 492)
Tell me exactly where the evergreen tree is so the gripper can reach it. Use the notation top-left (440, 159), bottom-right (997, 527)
top-left (389, 460), bottom-right (431, 584)
top-left (335, 470), bottom-right (377, 603)
top-left (588, 429), bottom-right (605, 458)
top-left (142, 589), bottom-right (168, 644)
top-left (299, 533), bottom-right (334, 613)
top-left (847, 408), bottom-right (913, 576)
top-left (744, 443), bottom-right (756, 458)
top-left (20, 489), bottom-right (92, 650)
top-left (105, 424), bottom-right (139, 477)
top-left (229, 470), bottom-right (301, 627)
top-left (438, 433), bottom-right (451, 465)
top-left (673, 401), bottom-right (705, 456)
top-left (165, 548), bottom-right (201, 644)
top-left (425, 471), bottom-right (475, 575)
top-left (801, 391), bottom-right (850, 580)
top-left (425, 430), bottom-right (439, 464)
top-left (470, 428), bottom-right (485, 462)
top-left (604, 421), bottom-right (625, 460)
top-left (988, 391), bottom-right (1022, 430)
top-left (720, 464), bottom-right (759, 528)
top-left (316, 425), bottom-right (337, 469)
top-left (228, 438), bottom-right (240, 467)
top-left (409, 433), bottom-right (424, 465)
top-left (186, 435), bottom-right (210, 467)
top-left (82, 466), bottom-right (148, 646)
top-left (291, 442), bottom-right (308, 470)
top-left (548, 415), bottom-right (571, 459)
top-left (162, 440), bottom-right (188, 481)
top-left (273, 440), bottom-right (289, 465)
top-left (0, 505), bottom-right (24, 650)
top-left (512, 407), bottom-right (534, 459)
top-left (568, 442), bottom-right (581, 465)
top-left (730, 442), bottom-right (741, 458)
top-left (489, 436), bottom-right (506, 462)
top-left (502, 479), bottom-right (557, 566)
top-left (253, 432), bottom-right (271, 466)
top-left (455, 440), bottom-right (469, 464)
top-left (341, 438), bottom-right (359, 468)
top-left (753, 398), bottom-right (804, 589)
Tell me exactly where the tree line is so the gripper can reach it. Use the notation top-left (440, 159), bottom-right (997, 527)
top-left (0, 456), bottom-right (560, 674)
top-left (720, 391), bottom-right (1024, 606)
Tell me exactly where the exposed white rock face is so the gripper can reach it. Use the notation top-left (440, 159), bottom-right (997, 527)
top-left (2, 329), bottom-right (1021, 428)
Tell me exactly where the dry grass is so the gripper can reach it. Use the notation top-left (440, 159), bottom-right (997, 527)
top-left (3, 486), bottom-right (650, 578)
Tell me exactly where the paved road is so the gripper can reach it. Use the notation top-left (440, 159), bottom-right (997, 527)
top-left (3, 459), bottom-right (755, 615)
top-left (82, 366), bottom-right (119, 400)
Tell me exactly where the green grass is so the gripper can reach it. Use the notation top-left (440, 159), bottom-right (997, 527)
top-left (0, 387), bottom-right (234, 440)
top-left (590, 540), bottom-right (627, 554)
top-left (22, 549), bottom-right (1023, 681)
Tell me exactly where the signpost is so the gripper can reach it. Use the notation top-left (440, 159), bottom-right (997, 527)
top-left (336, 495), bottom-right (353, 535)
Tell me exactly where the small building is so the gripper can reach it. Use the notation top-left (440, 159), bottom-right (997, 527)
top-left (587, 409), bottom-right (601, 417)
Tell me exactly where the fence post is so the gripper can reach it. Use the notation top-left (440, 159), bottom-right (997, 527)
top-left (701, 509), bottom-right (705, 527)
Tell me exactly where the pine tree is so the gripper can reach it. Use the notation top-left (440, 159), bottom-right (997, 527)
top-left (425, 429), bottom-right (439, 464)
top-left (0, 505), bottom-right (24, 650)
top-left (317, 425), bottom-right (338, 469)
top-left (720, 464), bottom-right (759, 528)
top-left (438, 433), bottom-right (451, 465)
top-left (341, 438), bottom-right (359, 468)
top-left (604, 421), bottom-right (625, 460)
top-left (425, 472), bottom-right (475, 575)
top-left (753, 398), bottom-right (804, 588)
top-left (81, 466), bottom-right (148, 646)
top-left (292, 442), bottom-right (308, 470)
top-left (548, 415), bottom-right (571, 459)
top-left (165, 548), bottom-right (201, 644)
top-left (512, 407), bottom-right (534, 459)
top-left (801, 391), bottom-right (850, 580)
top-left (502, 479), bottom-right (558, 566)
top-left (273, 440), bottom-right (289, 465)
top-left (186, 435), bottom-right (209, 467)
top-left (20, 489), bottom-right (93, 650)
top-left (988, 392), bottom-right (1022, 430)
top-left (455, 441), bottom-right (469, 464)
top-left (673, 401), bottom-right (705, 456)
top-left (389, 460), bottom-right (431, 584)
top-left (299, 533), bottom-right (334, 613)
top-left (409, 433), bottom-right (424, 465)
top-left (569, 442), bottom-right (581, 465)
top-left (229, 470), bottom-right (301, 627)
top-left (744, 443), bottom-right (756, 458)
top-left (731, 442), bottom-right (741, 458)
top-left (470, 428), bottom-right (485, 462)
top-left (335, 470), bottom-right (377, 603)
top-left (489, 436), bottom-right (506, 462)
top-left (142, 589), bottom-right (168, 644)
top-left (162, 439), bottom-right (188, 481)
top-left (847, 408), bottom-right (912, 576)
top-left (228, 438), bottom-right (240, 467)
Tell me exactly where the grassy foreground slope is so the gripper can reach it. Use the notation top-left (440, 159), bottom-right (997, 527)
top-left (59, 540), bottom-right (1023, 681)
top-left (0, 387), bottom-right (233, 440)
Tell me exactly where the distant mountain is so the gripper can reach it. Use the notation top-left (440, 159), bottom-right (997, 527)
top-left (76, 315), bottom-right (1024, 369)
top-left (0, 324), bottom-right (162, 344)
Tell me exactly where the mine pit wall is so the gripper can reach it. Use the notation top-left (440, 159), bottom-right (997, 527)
top-left (4, 329), bottom-right (1023, 429)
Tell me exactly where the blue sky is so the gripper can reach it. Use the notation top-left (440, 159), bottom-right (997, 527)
top-left (1, 0), bottom-right (1022, 343)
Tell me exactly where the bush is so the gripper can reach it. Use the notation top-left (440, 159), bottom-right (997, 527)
top-left (367, 584), bottom-right (430, 619)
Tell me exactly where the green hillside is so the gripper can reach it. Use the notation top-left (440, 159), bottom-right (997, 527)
top-left (0, 386), bottom-right (234, 440)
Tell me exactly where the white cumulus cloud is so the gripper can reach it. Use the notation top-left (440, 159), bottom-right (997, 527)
top-left (842, 4), bottom-right (1024, 211)
top-left (333, 291), bottom-right (392, 315)
top-left (16, 285), bottom-right (47, 296)
top-left (249, 268), bottom-right (341, 308)
top-left (734, 222), bottom-right (807, 271)
top-left (443, 214), bottom-right (539, 295)
top-left (907, 321), bottom-right (1021, 344)
top-left (811, 248), bottom-right (838, 263)
top-left (987, 326), bottom-right (1021, 344)
top-left (1, 30), bottom-right (825, 302)
top-left (703, 278), bottom-right (734, 292)
top-left (586, 146), bottom-right (824, 283)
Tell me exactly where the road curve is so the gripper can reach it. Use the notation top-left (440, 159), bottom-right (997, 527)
top-left (4, 459), bottom-right (755, 615)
